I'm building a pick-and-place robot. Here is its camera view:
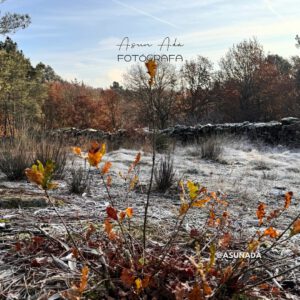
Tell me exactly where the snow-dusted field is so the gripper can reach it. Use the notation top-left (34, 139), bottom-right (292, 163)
top-left (1, 138), bottom-right (300, 236)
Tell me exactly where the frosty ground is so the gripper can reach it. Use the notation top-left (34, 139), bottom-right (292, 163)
top-left (1, 137), bottom-right (300, 239)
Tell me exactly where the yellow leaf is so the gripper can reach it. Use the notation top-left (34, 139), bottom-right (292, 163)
top-left (179, 180), bottom-right (185, 202)
top-left (187, 180), bottom-right (199, 200)
top-left (135, 278), bottom-right (142, 290)
top-left (25, 160), bottom-right (57, 190)
top-left (129, 175), bottom-right (139, 190)
top-left (248, 239), bottom-right (259, 252)
top-left (208, 244), bottom-right (216, 270)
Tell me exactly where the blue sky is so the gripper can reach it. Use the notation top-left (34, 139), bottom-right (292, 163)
top-left (1, 0), bottom-right (300, 87)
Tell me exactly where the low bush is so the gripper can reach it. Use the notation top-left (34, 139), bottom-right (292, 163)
top-left (154, 154), bottom-right (176, 192)
top-left (155, 133), bottom-right (173, 153)
top-left (35, 138), bottom-right (68, 179)
top-left (68, 167), bottom-right (90, 194)
top-left (0, 139), bottom-right (34, 180)
top-left (199, 136), bottom-right (224, 160)
top-left (0, 128), bottom-right (68, 180)
top-left (188, 135), bottom-right (224, 161)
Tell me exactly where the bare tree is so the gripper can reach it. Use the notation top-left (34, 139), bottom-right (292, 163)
top-left (181, 56), bottom-right (213, 123)
top-left (125, 62), bottom-right (178, 129)
top-left (219, 38), bottom-right (265, 121)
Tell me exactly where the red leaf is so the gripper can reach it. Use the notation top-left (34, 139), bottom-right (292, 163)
top-left (106, 206), bottom-right (118, 220)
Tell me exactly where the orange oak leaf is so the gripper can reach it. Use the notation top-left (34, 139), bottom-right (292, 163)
top-left (179, 203), bottom-right (189, 216)
top-left (25, 167), bottom-right (43, 186)
top-left (145, 59), bottom-right (157, 86)
top-left (203, 281), bottom-right (212, 295)
top-left (128, 152), bottom-right (141, 173)
top-left (72, 147), bottom-right (82, 156)
top-left (256, 203), bottom-right (266, 226)
top-left (284, 191), bottom-right (293, 209)
top-left (125, 207), bottom-right (133, 218)
top-left (188, 284), bottom-right (203, 300)
top-left (264, 227), bottom-right (278, 238)
top-left (101, 161), bottom-right (112, 175)
top-left (120, 268), bottom-right (135, 286)
top-left (221, 266), bottom-right (233, 283)
top-left (107, 175), bottom-right (112, 187)
top-left (208, 209), bottom-right (216, 226)
top-left (78, 266), bottom-right (89, 293)
top-left (267, 209), bottom-right (280, 221)
top-left (192, 197), bottom-right (210, 207)
top-left (103, 219), bottom-right (117, 240)
top-left (291, 219), bottom-right (300, 236)
top-left (25, 160), bottom-right (57, 190)
top-left (119, 211), bottom-right (126, 222)
top-left (88, 142), bottom-right (105, 168)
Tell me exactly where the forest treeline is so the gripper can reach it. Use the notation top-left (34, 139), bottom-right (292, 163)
top-left (1, 36), bottom-right (300, 135)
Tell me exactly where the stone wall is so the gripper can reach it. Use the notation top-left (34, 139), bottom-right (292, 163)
top-left (52, 117), bottom-right (300, 147)
top-left (160, 117), bottom-right (300, 147)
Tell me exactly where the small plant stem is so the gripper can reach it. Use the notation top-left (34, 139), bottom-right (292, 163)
top-left (100, 174), bottom-right (115, 207)
top-left (100, 171), bottom-right (134, 258)
top-left (143, 84), bottom-right (155, 251)
top-left (44, 190), bottom-right (82, 256)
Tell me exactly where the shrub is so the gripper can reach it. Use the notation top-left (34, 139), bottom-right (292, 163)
top-left (0, 128), bottom-right (68, 181)
top-left (155, 134), bottom-right (173, 153)
top-left (187, 136), bottom-right (224, 161)
top-left (35, 138), bottom-right (68, 179)
top-left (154, 154), bottom-right (176, 192)
top-left (68, 167), bottom-right (89, 194)
top-left (0, 139), bottom-right (34, 180)
top-left (200, 136), bottom-right (224, 160)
